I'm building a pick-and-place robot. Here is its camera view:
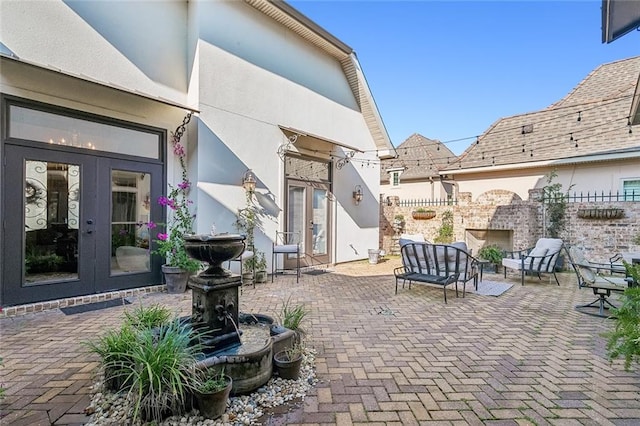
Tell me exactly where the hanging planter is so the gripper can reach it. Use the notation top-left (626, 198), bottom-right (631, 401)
top-left (577, 208), bottom-right (624, 219)
top-left (411, 210), bottom-right (436, 220)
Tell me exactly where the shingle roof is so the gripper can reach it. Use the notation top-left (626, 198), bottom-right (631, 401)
top-left (380, 133), bottom-right (455, 181)
top-left (443, 56), bottom-right (640, 172)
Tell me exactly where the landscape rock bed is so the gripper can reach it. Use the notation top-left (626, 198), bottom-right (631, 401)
top-left (85, 347), bottom-right (317, 425)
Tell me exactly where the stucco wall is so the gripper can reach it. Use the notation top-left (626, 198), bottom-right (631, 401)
top-left (1, 0), bottom-right (189, 104)
top-left (192, 1), bottom-right (381, 265)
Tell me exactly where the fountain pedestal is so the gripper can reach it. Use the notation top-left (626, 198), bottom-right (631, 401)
top-left (189, 274), bottom-right (242, 352)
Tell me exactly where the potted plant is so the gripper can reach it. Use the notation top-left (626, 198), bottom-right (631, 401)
top-left (235, 190), bottom-right (263, 284)
top-left (273, 343), bottom-right (304, 380)
top-left (147, 129), bottom-right (200, 293)
top-left (253, 252), bottom-right (268, 283)
top-left (477, 244), bottom-right (504, 272)
top-left (392, 214), bottom-right (405, 234)
top-left (194, 367), bottom-right (233, 420)
top-left (411, 208), bottom-right (436, 220)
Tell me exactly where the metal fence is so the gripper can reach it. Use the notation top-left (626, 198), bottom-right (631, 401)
top-left (396, 198), bottom-right (458, 207)
top-left (543, 190), bottom-right (640, 203)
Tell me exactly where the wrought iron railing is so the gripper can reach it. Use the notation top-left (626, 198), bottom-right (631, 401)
top-left (542, 190), bottom-right (640, 203)
top-left (396, 198), bottom-right (458, 207)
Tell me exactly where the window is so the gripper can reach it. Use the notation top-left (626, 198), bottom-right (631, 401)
top-left (391, 171), bottom-right (400, 187)
top-left (9, 105), bottom-right (160, 159)
top-left (622, 179), bottom-right (640, 201)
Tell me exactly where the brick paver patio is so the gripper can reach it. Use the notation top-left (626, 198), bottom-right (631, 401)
top-left (1, 258), bottom-right (639, 425)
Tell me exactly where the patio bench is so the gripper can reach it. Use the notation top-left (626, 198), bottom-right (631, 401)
top-left (394, 242), bottom-right (477, 303)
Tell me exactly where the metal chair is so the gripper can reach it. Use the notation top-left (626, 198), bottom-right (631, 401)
top-left (567, 246), bottom-right (633, 317)
top-left (272, 231), bottom-right (301, 283)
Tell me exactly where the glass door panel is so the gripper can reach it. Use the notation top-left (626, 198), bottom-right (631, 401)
top-left (312, 188), bottom-right (328, 256)
top-left (111, 170), bottom-right (151, 274)
top-left (24, 160), bottom-right (80, 284)
top-left (287, 186), bottom-right (306, 257)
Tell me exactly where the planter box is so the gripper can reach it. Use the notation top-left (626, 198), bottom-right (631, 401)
top-left (577, 208), bottom-right (624, 219)
top-left (411, 211), bottom-right (436, 220)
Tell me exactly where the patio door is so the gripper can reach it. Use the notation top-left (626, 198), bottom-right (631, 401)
top-left (2, 145), bottom-right (163, 306)
top-left (286, 180), bottom-right (331, 267)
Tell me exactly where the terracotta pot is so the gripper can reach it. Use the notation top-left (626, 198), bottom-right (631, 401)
top-left (161, 265), bottom-right (190, 293)
top-left (273, 350), bottom-right (303, 380)
top-left (255, 270), bottom-right (267, 283)
top-left (411, 211), bottom-right (436, 220)
top-left (195, 376), bottom-right (232, 420)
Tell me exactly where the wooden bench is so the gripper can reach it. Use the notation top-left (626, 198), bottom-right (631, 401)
top-left (394, 242), bottom-right (477, 303)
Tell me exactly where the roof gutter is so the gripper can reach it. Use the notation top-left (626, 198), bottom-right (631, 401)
top-left (442, 150), bottom-right (640, 176)
top-left (265, 0), bottom-right (353, 54)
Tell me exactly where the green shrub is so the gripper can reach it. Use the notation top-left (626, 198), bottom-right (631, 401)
top-left (123, 303), bottom-right (172, 330)
top-left (84, 325), bottom-right (139, 392)
top-left (433, 210), bottom-right (454, 243)
top-left (127, 321), bottom-right (202, 422)
top-left (196, 367), bottom-right (230, 393)
top-left (25, 252), bottom-right (64, 273)
top-left (478, 245), bottom-right (504, 264)
top-left (85, 310), bottom-right (204, 423)
top-left (606, 283), bottom-right (640, 371)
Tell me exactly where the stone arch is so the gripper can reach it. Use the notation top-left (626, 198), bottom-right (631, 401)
top-left (476, 189), bottom-right (522, 205)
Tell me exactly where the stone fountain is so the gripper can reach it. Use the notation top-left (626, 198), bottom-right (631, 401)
top-left (183, 234), bottom-right (294, 394)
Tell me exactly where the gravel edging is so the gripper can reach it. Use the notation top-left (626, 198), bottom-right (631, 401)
top-left (85, 348), bottom-right (317, 425)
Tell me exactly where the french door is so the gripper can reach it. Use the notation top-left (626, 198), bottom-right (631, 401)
top-left (2, 145), bottom-right (163, 306)
top-left (286, 180), bottom-right (331, 267)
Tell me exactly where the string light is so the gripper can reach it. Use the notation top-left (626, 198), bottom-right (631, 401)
top-left (577, 111), bottom-right (582, 122)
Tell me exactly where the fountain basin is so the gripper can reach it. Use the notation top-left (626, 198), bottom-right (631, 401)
top-left (194, 313), bottom-right (295, 395)
top-left (184, 233), bottom-right (245, 277)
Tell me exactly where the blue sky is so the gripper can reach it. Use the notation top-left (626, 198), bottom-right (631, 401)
top-left (289, 0), bottom-right (639, 155)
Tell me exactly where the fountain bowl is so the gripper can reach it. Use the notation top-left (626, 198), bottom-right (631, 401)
top-left (184, 233), bottom-right (245, 277)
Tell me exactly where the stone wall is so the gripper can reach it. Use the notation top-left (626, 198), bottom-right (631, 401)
top-left (380, 191), bottom-right (640, 263)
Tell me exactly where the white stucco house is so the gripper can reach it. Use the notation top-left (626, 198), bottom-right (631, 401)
top-left (0, 0), bottom-right (394, 307)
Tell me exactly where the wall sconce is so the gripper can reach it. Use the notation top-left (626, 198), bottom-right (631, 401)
top-left (353, 184), bottom-right (363, 205)
top-left (242, 170), bottom-right (256, 194)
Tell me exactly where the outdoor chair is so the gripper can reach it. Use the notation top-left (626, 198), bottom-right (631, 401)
top-left (272, 231), bottom-right (301, 283)
top-left (567, 246), bottom-right (633, 317)
top-left (501, 238), bottom-right (563, 286)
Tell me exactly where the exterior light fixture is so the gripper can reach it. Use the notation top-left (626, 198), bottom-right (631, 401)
top-left (242, 170), bottom-right (256, 193)
top-left (353, 185), bottom-right (363, 205)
